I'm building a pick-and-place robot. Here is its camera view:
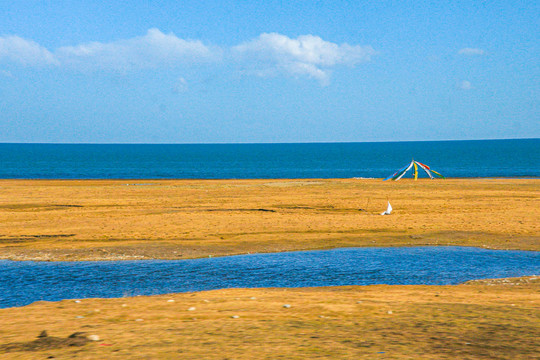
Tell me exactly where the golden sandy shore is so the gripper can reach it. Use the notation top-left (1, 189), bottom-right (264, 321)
top-left (0, 179), bottom-right (538, 359)
top-left (0, 278), bottom-right (538, 359)
top-left (0, 178), bottom-right (538, 260)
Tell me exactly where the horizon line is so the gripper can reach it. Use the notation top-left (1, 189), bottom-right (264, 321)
top-left (0, 137), bottom-right (538, 146)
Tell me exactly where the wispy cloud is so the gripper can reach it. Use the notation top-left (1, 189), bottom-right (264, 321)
top-left (458, 48), bottom-right (485, 56)
top-left (232, 33), bottom-right (377, 85)
top-left (459, 80), bottom-right (473, 90)
top-left (0, 69), bottom-right (14, 78)
top-left (0, 35), bottom-right (57, 65)
top-left (0, 30), bottom-right (376, 85)
top-left (1, 29), bottom-right (216, 70)
top-left (56, 28), bottom-right (218, 70)
top-left (173, 77), bottom-right (188, 93)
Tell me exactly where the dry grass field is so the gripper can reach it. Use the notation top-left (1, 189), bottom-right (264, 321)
top-left (0, 277), bottom-right (538, 359)
top-left (0, 178), bottom-right (538, 260)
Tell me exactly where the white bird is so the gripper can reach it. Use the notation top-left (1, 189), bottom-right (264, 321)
top-left (380, 201), bottom-right (392, 215)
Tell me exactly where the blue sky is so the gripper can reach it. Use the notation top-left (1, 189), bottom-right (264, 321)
top-left (0, 1), bottom-right (538, 143)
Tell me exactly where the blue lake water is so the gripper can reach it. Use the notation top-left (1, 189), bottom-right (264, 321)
top-left (1, 246), bottom-right (538, 308)
top-left (1, 139), bottom-right (538, 179)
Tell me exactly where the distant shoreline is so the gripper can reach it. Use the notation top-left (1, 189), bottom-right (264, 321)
top-left (1, 176), bottom-right (539, 180)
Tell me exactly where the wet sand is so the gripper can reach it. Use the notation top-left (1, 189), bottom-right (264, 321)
top-left (0, 178), bottom-right (538, 261)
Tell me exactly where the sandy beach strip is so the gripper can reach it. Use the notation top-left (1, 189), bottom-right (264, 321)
top-left (0, 178), bottom-right (538, 261)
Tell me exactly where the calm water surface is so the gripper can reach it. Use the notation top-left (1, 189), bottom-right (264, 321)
top-left (1, 246), bottom-right (538, 308)
top-left (1, 139), bottom-right (538, 179)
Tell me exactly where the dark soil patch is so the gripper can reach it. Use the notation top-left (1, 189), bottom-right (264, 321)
top-left (0, 234), bottom-right (76, 243)
top-left (0, 331), bottom-right (90, 352)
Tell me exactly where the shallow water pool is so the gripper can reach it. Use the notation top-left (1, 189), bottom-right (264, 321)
top-left (1, 246), bottom-right (538, 308)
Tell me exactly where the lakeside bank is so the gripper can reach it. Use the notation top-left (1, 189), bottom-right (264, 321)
top-left (0, 277), bottom-right (538, 359)
top-left (0, 178), bottom-right (538, 261)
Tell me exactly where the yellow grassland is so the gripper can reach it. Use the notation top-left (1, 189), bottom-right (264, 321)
top-left (1, 179), bottom-right (538, 358)
top-left (0, 178), bottom-right (538, 261)
top-left (0, 279), bottom-right (538, 359)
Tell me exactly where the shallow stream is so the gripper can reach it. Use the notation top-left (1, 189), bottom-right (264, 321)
top-left (1, 246), bottom-right (538, 308)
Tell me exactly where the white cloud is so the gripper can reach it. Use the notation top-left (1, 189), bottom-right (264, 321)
top-left (0, 69), bottom-right (14, 77)
top-left (0, 29), bottom-right (216, 70)
top-left (458, 48), bottom-right (485, 56)
top-left (0, 35), bottom-right (57, 65)
top-left (232, 33), bottom-right (376, 84)
top-left (56, 28), bottom-right (217, 70)
top-left (287, 62), bottom-right (331, 85)
top-left (459, 80), bottom-right (473, 90)
top-left (0, 30), bottom-right (376, 85)
top-left (173, 77), bottom-right (188, 93)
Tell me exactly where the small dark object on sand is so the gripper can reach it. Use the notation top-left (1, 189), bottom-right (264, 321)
top-left (0, 331), bottom-right (91, 353)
